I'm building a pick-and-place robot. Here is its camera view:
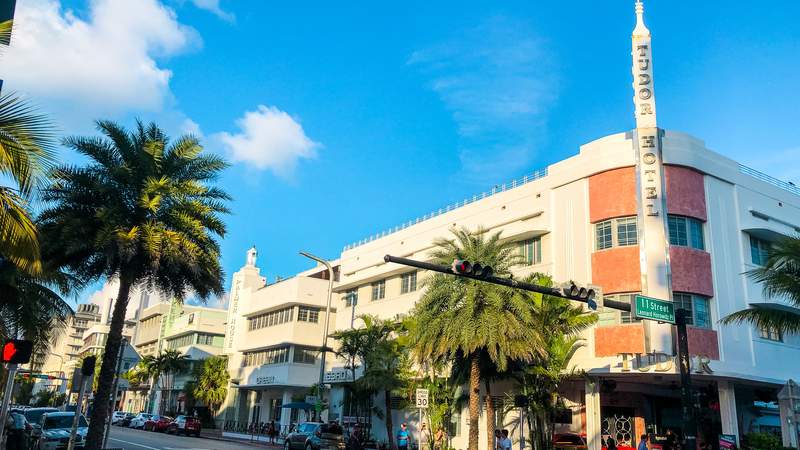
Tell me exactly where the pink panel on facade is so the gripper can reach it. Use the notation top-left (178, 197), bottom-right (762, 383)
top-left (664, 165), bottom-right (707, 221)
top-left (589, 167), bottom-right (637, 223)
top-left (687, 327), bottom-right (720, 360)
top-left (670, 246), bottom-right (714, 297)
top-left (595, 324), bottom-right (645, 357)
top-left (592, 246), bottom-right (642, 294)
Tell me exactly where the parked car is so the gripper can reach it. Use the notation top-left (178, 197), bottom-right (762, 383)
top-left (284, 422), bottom-right (345, 450)
top-left (118, 412), bottom-right (136, 427)
top-left (129, 413), bottom-right (153, 429)
top-left (144, 415), bottom-right (173, 432)
top-left (110, 411), bottom-right (126, 424)
top-left (23, 407), bottom-right (59, 446)
top-left (36, 412), bottom-right (88, 450)
top-left (167, 415), bottom-right (201, 436)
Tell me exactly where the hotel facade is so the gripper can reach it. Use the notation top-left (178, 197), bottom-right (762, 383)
top-left (222, 2), bottom-right (800, 449)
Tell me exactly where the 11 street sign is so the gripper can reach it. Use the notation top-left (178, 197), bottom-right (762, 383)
top-left (633, 294), bottom-right (675, 324)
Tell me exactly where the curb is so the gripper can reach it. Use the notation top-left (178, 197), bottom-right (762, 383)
top-left (200, 433), bottom-right (283, 447)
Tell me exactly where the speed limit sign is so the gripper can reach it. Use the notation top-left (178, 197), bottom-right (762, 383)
top-left (415, 388), bottom-right (429, 409)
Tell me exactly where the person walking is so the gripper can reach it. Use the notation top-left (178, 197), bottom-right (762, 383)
top-left (397, 423), bottom-right (410, 450)
top-left (267, 420), bottom-right (277, 445)
top-left (494, 430), bottom-right (502, 450)
top-left (606, 435), bottom-right (618, 450)
top-left (637, 434), bottom-right (649, 450)
top-left (434, 426), bottom-right (445, 450)
top-left (420, 423), bottom-right (431, 450)
top-left (500, 430), bottom-right (512, 450)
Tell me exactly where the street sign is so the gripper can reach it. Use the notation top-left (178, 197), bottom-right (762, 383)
top-left (415, 388), bottom-right (429, 409)
top-left (633, 294), bottom-right (675, 324)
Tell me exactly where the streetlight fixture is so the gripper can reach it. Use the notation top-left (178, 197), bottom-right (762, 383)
top-left (299, 251), bottom-right (334, 417)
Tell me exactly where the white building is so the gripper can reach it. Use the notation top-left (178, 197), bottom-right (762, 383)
top-left (224, 2), bottom-right (800, 449)
top-left (221, 247), bottom-right (337, 434)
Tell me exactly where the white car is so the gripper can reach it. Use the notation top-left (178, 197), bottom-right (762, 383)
top-left (129, 413), bottom-right (153, 429)
top-left (37, 412), bottom-right (87, 450)
top-left (110, 411), bottom-right (126, 424)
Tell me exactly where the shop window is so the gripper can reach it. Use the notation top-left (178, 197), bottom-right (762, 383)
top-left (668, 215), bottom-right (705, 250)
top-left (371, 279), bottom-right (386, 301)
top-left (344, 289), bottom-right (358, 307)
top-left (759, 325), bottom-right (783, 342)
top-left (401, 271), bottom-right (417, 294)
top-left (519, 237), bottom-right (542, 265)
top-left (750, 236), bottom-right (771, 266)
top-left (595, 217), bottom-right (638, 250)
top-left (673, 293), bottom-right (711, 328)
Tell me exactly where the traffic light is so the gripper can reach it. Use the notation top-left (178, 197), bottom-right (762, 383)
top-left (561, 282), bottom-right (600, 310)
top-left (1, 339), bottom-right (33, 364)
top-left (81, 355), bottom-right (97, 376)
top-left (451, 259), bottom-right (494, 278)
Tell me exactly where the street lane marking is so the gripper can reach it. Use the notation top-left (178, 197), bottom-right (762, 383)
top-left (109, 437), bottom-right (161, 450)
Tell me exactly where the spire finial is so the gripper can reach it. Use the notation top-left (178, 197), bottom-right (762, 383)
top-left (633, 0), bottom-right (650, 37)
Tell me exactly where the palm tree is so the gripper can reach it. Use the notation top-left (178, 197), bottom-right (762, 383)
top-left (192, 356), bottom-right (230, 420)
top-left (721, 235), bottom-right (800, 334)
top-left (0, 258), bottom-right (73, 357)
top-left (37, 120), bottom-right (230, 449)
top-left (1, 20), bottom-right (57, 275)
top-left (510, 274), bottom-right (596, 450)
top-left (410, 227), bottom-right (544, 450)
top-left (159, 349), bottom-right (190, 413)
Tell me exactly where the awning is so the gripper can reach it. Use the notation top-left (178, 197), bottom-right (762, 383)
top-left (281, 401), bottom-right (315, 410)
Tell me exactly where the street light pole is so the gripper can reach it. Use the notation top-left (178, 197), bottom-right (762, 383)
top-left (299, 251), bottom-right (334, 420)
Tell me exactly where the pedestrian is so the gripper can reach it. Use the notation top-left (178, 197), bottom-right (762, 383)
top-left (606, 434), bottom-right (618, 450)
top-left (664, 429), bottom-right (676, 450)
top-left (500, 429), bottom-right (512, 450)
top-left (434, 426), bottom-right (445, 450)
top-left (420, 423), bottom-right (431, 450)
top-left (637, 434), bottom-right (648, 450)
top-left (397, 423), bottom-right (410, 450)
top-left (5, 410), bottom-right (27, 450)
top-left (494, 430), bottom-right (502, 450)
top-left (267, 420), bottom-right (277, 444)
top-left (349, 424), bottom-right (364, 450)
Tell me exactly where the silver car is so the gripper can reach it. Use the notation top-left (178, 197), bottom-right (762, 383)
top-left (128, 413), bottom-right (153, 429)
top-left (36, 412), bottom-right (88, 450)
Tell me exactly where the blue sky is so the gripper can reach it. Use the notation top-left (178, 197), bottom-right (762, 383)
top-left (2, 0), bottom-right (799, 307)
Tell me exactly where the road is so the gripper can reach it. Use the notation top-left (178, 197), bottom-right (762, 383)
top-left (107, 427), bottom-right (262, 450)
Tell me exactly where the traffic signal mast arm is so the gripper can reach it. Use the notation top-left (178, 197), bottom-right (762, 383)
top-left (383, 255), bottom-right (631, 312)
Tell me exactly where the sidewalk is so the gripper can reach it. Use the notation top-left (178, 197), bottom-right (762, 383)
top-left (200, 428), bottom-right (284, 447)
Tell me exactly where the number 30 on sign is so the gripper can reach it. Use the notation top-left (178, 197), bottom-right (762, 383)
top-left (415, 389), bottom-right (429, 409)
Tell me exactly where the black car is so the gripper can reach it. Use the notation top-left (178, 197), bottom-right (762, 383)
top-left (285, 422), bottom-right (345, 450)
top-left (118, 413), bottom-right (136, 427)
top-left (22, 407), bottom-right (59, 445)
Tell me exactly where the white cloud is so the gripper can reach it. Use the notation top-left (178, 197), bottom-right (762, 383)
top-left (189, 0), bottom-right (235, 22)
top-left (215, 105), bottom-right (320, 176)
top-left (409, 16), bottom-right (557, 183)
top-left (0, 0), bottom-right (198, 118)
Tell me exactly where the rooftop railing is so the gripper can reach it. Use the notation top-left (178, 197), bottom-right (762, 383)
top-left (738, 164), bottom-right (800, 197)
top-left (343, 168), bottom-right (548, 251)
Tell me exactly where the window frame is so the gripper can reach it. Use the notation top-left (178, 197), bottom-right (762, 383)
top-left (344, 289), bottom-right (358, 307)
top-left (519, 237), bottom-right (543, 265)
top-left (668, 215), bottom-right (705, 250)
top-left (759, 325), bottom-right (783, 342)
top-left (401, 272), bottom-right (418, 294)
top-left (371, 279), bottom-right (386, 301)
top-left (595, 217), bottom-right (638, 250)
top-left (750, 235), bottom-right (771, 266)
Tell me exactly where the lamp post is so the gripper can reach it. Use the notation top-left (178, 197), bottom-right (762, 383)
top-left (299, 251), bottom-right (334, 419)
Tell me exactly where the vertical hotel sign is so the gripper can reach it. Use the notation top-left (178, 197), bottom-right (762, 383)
top-left (632, 1), bottom-right (671, 353)
top-left (225, 278), bottom-right (241, 351)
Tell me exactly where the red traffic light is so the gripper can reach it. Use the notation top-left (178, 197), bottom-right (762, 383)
top-left (451, 259), bottom-right (472, 274)
top-left (451, 259), bottom-right (493, 278)
top-left (1, 339), bottom-right (34, 364)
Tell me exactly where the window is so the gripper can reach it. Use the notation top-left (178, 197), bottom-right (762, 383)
top-left (668, 215), bottom-right (705, 250)
top-left (293, 346), bottom-right (319, 364)
top-left (248, 307), bottom-right (294, 331)
top-left (298, 306), bottom-right (319, 323)
top-left (401, 272), bottom-right (417, 294)
top-left (759, 325), bottom-right (783, 342)
top-left (616, 218), bottom-right (638, 247)
top-left (519, 237), bottom-right (542, 265)
top-left (596, 294), bottom-right (640, 326)
top-left (596, 220), bottom-right (613, 250)
top-left (344, 289), bottom-right (358, 307)
top-left (750, 236), bottom-right (771, 266)
top-left (672, 293), bottom-right (711, 328)
top-left (371, 280), bottom-right (385, 301)
top-left (166, 333), bottom-right (195, 349)
top-left (242, 346), bottom-right (290, 367)
top-left (595, 217), bottom-right (638, 250)
top-left (196, 333), bottom-right (217, 346)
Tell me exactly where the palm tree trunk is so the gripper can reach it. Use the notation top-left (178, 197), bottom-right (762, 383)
top-left (468, 354), bottom-right (480, 450)
top-left (85, 274), bottom-right (133, 450)
top-left (385, 389), bottom-right (395, 449)
top-left (485, 381), bottom-right (494, 450)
